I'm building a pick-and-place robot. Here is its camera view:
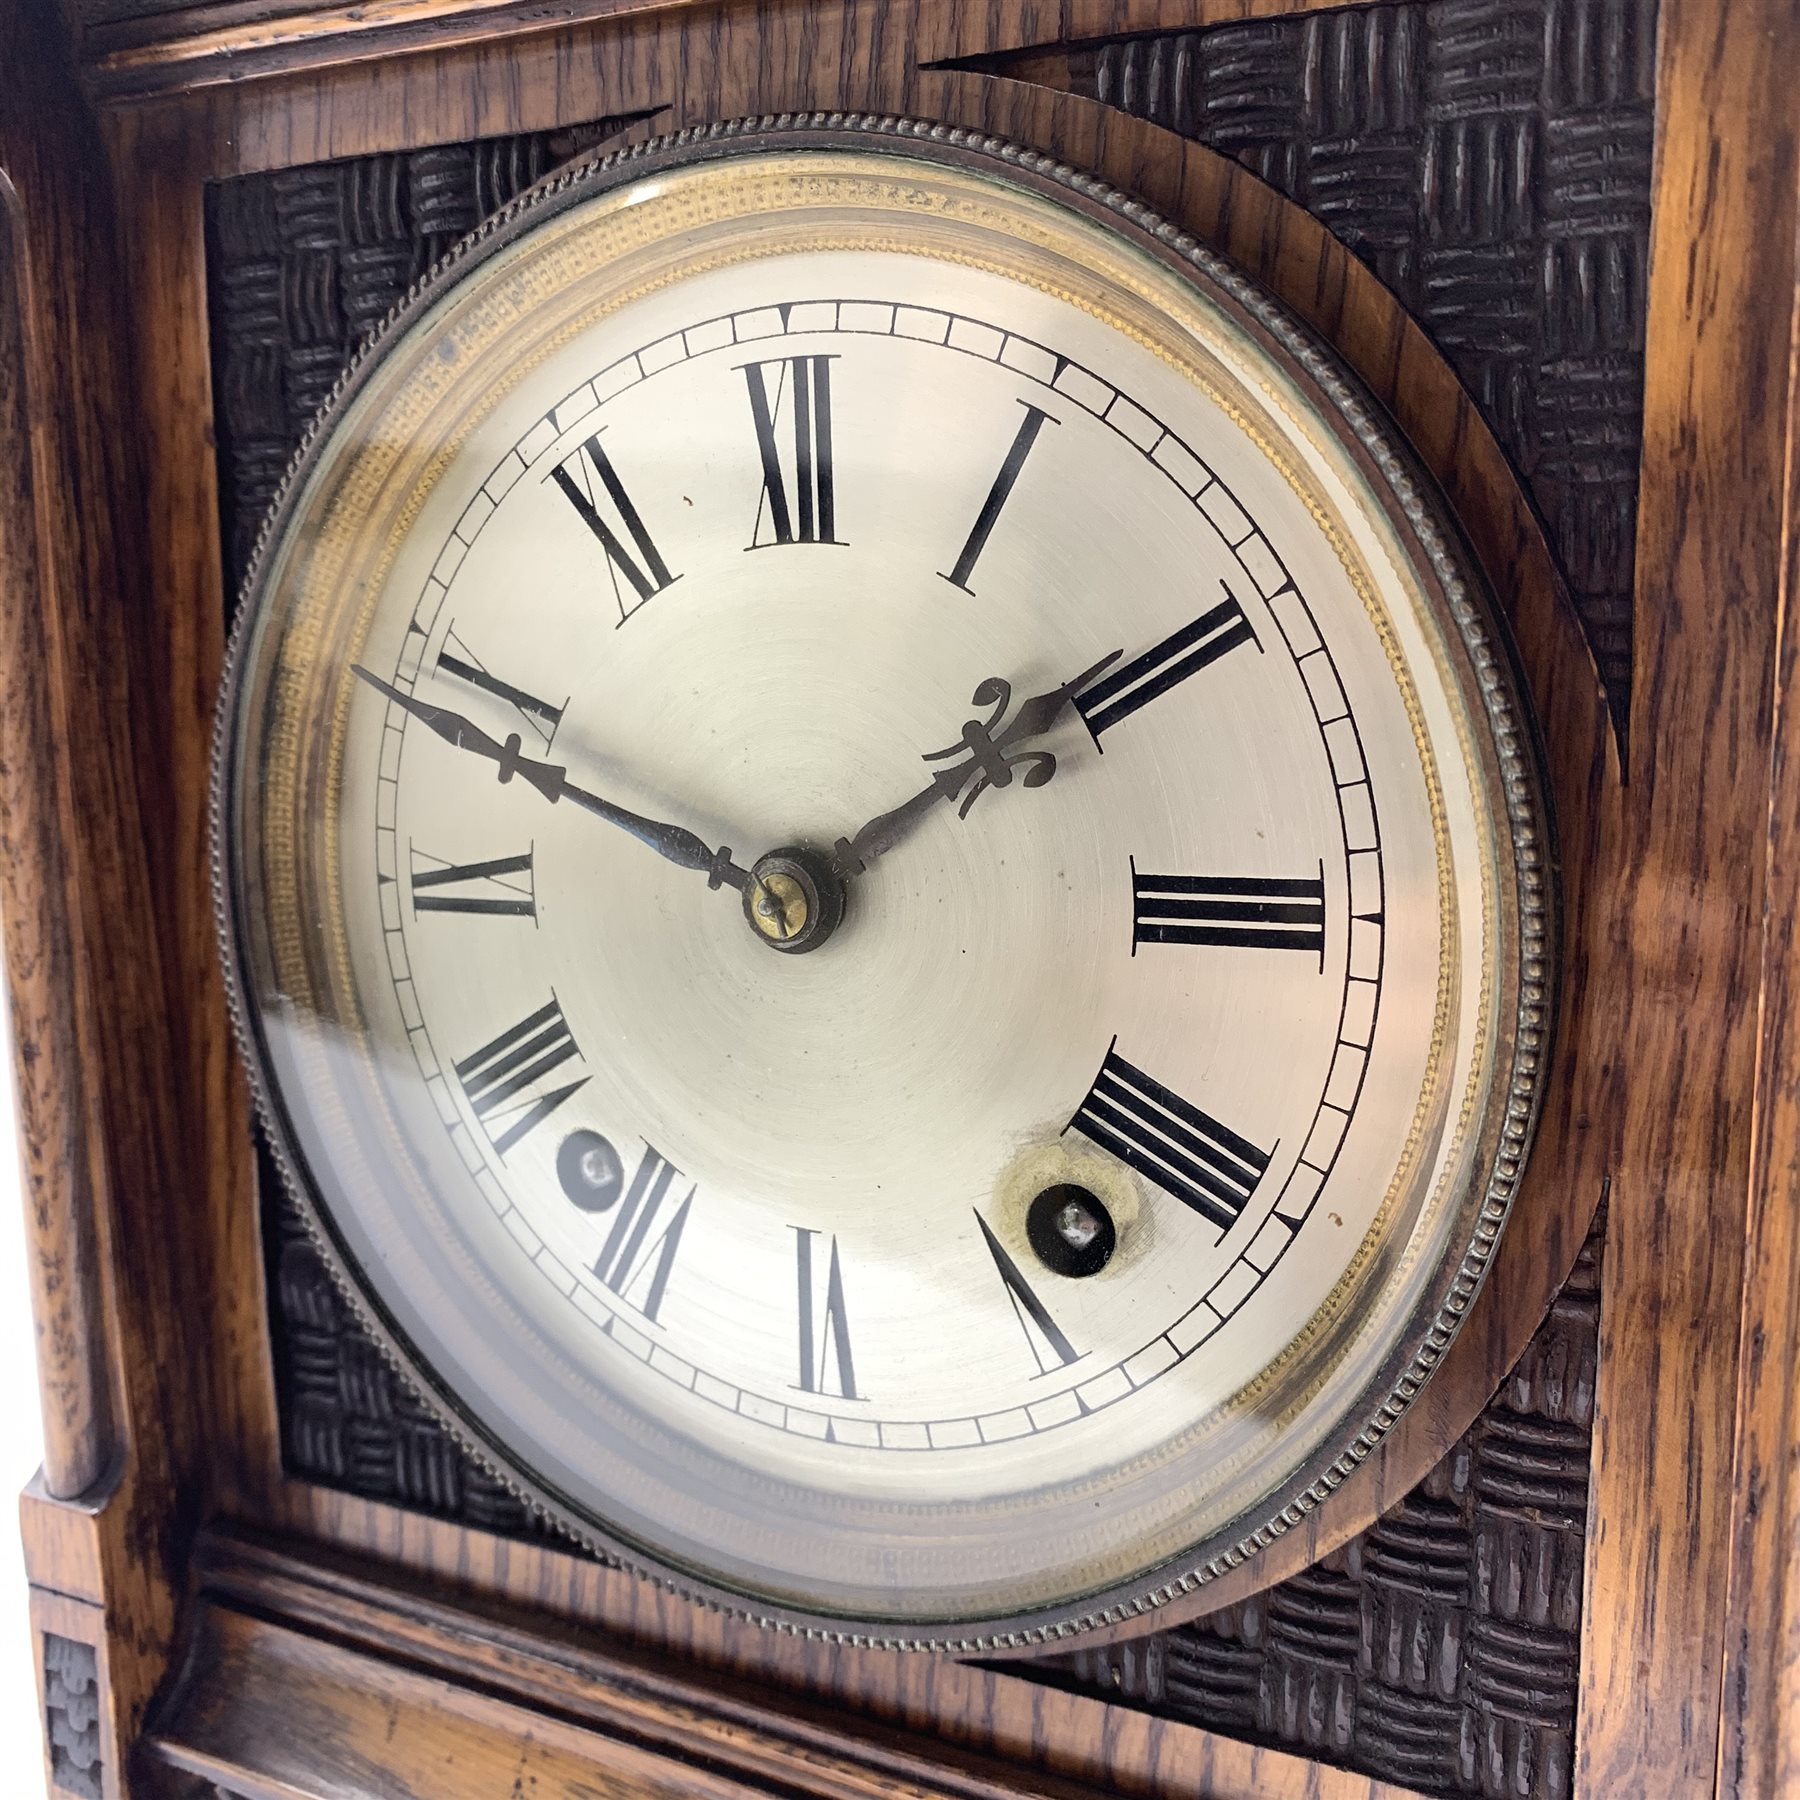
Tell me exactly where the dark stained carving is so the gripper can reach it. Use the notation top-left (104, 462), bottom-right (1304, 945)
top-left (950, 0), bottom-right (1654, 747)
top-left (1038, 1207), bottom-right (1604, 1800)
top-left (44, 1633), bottom-right (102, 1800)
top-left (206, 112), bottom-right (660, 615)
top-left (207, 109), bottom-right (1605, 1800)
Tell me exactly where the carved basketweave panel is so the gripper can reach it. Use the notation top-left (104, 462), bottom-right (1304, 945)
top-left (961, 0), bottom-right (1654, 745)
top-left (207, 68), bottom-right (1616, 1800)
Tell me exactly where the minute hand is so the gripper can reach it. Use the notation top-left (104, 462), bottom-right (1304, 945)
top-left (830, 648), bottom-right (1122, 880)
top-left (351, 666), bottom-right (751, 890)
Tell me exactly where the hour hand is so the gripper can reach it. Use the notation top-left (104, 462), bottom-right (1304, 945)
top-left (351, 665), bottom-right (567, 802)
top-left (830, 649), bottom-right (1122, 880)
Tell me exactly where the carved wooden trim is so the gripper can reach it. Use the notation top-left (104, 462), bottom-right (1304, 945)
top-left (80, 0), bottom-right (1379, 103)
top-left (945, 0), bottom-right (1655, 753)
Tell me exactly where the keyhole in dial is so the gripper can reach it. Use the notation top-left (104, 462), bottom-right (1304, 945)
top-left (1027, 1184), bottom-right (1116, 1277)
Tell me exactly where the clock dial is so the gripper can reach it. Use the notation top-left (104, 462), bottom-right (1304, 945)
top-left (218, 126), bottom-right (1548, 1643)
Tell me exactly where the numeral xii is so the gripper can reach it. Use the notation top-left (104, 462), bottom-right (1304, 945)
top-left (743, 355), bottom-right (839, 547)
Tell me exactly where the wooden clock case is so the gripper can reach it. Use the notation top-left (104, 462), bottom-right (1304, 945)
top-left (2, 0), bottom-right (1797, 1794)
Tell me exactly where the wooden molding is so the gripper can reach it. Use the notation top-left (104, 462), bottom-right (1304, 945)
top-left (79, 0), bottom-right (1377, 103)
top-left (144, 1526), bottom-right (1432, 1800)
top-left (0, 167), bottom-right (115, 1504)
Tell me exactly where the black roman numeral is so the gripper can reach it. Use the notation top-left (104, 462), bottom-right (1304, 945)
top-left (1070, 1048), bottom-right (1269, 1231)
top-left (436, 629), bottom-right (565, 750)
top-left (975, 1212), bottom-right (1079, 1374)
top-left (592, 1144), bottom-right (693, 1324)
top-left (1074, 584), bottom-right (1258, 740)
top-left (1132, 866), bottom-right (1325, 956)
top-left (455, 998), bottom-right (587, 1156)
top-left (940, 402), bottom-right (1057, 593)
top-left (794, 1227), bottom-right (858, 1399)
top-left (743, 356), bottom-right (840, 547)
top-left (410, 847), bottom-right (536, 918)
top-left (549, 433), bottom-right (678, 622)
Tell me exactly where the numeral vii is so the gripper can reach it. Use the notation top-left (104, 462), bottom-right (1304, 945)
top-left (941, 402), bottom-right (1057, 594)
top-left (1132, 866), bottom-right (1325, 958)
top-left (975, 1212), bottom-right (1079, 1373)
top-left (1075, 584), bottom-right (1258, 741)
top-left (743, 356), bottom-right (840, 547)
top-left (793, 1227), bottom-right (858, 1399)
top-left (455, 997), bottom-right (587, 1156)
top-left (549, 433), bottom-right (678, 623)
top-left (1070, 1048), bottom-right (1269, 1231)
top-left (410, 847), bottom-right (535, 919)
top-left (592, 1144), bottom-right (694, 1325)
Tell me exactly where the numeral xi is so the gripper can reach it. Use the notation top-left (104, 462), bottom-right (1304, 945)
top-left (550, 433), bottom-right (678, 623)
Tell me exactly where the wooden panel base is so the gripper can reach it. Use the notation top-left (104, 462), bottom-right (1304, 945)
top-left (144, 1527), bottom-right (1426, 1800)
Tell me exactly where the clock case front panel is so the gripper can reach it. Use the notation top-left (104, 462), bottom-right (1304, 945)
top-left (211, 103), bottom-right (1591, 1790)
top-left (5, 0), bottom-right (1791, 1796)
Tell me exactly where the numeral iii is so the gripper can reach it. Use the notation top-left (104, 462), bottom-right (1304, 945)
top-left (1132, 867), bottom-right (1325, 956)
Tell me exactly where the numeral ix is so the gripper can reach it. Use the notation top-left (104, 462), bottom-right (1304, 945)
top-left (1070, 1048), bottom-right (1269, 1231)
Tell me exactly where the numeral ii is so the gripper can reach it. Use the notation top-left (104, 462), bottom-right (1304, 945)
top-left (549, 432), bottom-right (679, 623)
top-left (742, 355), bottom-right (841, 547)
top-left (793, 1227), bottom-right (858, 1399)
top-left (1069, 1046), bottom-right (1269, 1231)
top-left (455, 997), bottom-right (587, 1156)
top-left (1075, 582), bottom-right (1258, 740)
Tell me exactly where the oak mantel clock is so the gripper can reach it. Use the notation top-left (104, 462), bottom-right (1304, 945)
top-left (5, 1), bottom-right (1798, 1797)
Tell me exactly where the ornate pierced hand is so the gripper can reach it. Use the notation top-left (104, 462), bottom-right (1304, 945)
top-left (829, 649), bottom-right (1122, 880)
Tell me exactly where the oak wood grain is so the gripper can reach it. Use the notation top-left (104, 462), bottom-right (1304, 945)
top-left (81, 0), bottom-right (1379, 101)
top-left (1576, 0), bottom-right (1800, 1790)
top-left (144, 1525), bottom-right (1433, 1800)
top-left (1714, 171), bottom-right (1800, 1800)
top-left (0, 168), bottom-right (115, 1503)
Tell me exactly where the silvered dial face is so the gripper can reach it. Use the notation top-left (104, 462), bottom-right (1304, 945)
top-left (223, 134), bottom-right (1541, 1642)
